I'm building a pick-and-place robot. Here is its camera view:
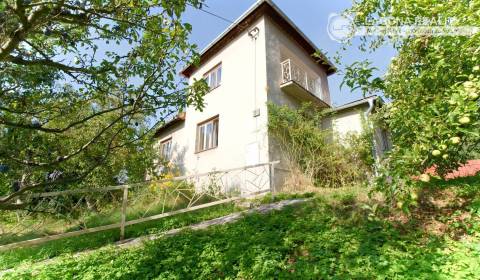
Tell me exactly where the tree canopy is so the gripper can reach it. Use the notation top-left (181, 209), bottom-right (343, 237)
top-left (0, 0), bottom-right (208, 210)
top-left (342, 0), bottom-right (480, 207)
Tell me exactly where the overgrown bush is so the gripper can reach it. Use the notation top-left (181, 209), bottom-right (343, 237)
top-left (268, 103), bottom-right (373, 188)
top-left (342, 117), bottom-right (376, 168)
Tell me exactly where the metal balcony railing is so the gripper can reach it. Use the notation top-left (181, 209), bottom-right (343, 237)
top-left (281, 59), bottom-right (323, 100)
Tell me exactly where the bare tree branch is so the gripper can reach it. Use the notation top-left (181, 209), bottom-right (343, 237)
top-left (0, 103), bottom-right (128, 131)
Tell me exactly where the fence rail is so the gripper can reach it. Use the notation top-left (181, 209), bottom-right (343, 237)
top-left (0, 161), bottom-right (279, 252)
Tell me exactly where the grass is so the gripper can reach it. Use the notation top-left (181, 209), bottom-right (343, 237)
top-left (0, 182), bottom-right (245, 270)
top-left (0, 184), bottom-right (215, 246)
top-left (0, 202), bottom-right (240, 271)
top-left (2, 175), bottom-right (480, 279)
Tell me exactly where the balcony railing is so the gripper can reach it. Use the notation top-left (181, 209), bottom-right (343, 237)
top-left (281, 59), bottom-right (323, 100)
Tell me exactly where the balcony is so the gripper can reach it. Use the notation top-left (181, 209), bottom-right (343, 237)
top-left (280, 59), bottom-right (328, 108)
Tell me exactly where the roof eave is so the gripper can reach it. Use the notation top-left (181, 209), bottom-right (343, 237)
top-left (181, 0), bottom-right (337, 78)
top-left (328, 96), bottom-right (382, 114)
top-left (153, 112), bottom-right (186, 139)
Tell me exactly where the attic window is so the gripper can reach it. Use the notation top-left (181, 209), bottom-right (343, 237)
top-left (203, 63), bottom-right (222, 90)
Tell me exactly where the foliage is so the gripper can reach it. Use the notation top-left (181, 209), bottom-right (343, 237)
top-left (342, 114), bottom-right (376, 168)
top-left (0, 0), bottom-right (209, 210)
top-left (342, 0), bottom-right (480, 205)
top-left (4, 182), bottom-right (480, 279)
top-left (267, 102), bottom-right (373, 188)
top-left (0, 174), bottom-right (227, 248)
top-left (0, 202), bottom-right (239, 271)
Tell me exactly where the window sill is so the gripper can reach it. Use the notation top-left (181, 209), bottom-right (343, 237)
top-left (195, 146), bottom-right (218, 154)
top-left (207, 84), bottom-right (221, 92)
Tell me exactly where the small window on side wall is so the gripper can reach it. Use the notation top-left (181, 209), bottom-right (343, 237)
top-left (196, 116), bottom-right (219, 153)
top-left (203, 63), bottom-right (222, 90)
top-left (160, 138), bottom-right (172, 160)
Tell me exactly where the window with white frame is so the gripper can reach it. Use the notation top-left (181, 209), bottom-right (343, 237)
top-left (203, 63), bottom-right (222, 90)
top-left (196, 116), bottom-right (219, 153)
top-left (160, 138), bottom-right (172, 160)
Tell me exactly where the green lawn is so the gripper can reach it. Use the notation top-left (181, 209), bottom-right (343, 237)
top-left (0, 202), bottom-right (239, 271)
top-left (2, 176), bottom-right (480, 279)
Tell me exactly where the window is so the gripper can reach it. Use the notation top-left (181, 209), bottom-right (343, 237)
top-left (196, 116), bottom-right (219, 153)
top-left (160, 138), bottom-right (172, 160)
top-left (203, 63), bottom-right (222, 90)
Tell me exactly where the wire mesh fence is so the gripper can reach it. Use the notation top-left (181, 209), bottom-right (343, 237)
top-left (0, 161), bottom-right (278, 251)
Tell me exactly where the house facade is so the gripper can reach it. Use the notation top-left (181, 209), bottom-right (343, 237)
top-left (153, 0), bottom-right (387, 191)
top-left (323, 95), bottom-right (392, 160)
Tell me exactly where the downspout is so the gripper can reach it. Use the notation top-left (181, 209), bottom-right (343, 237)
top-left (365, 97), bottom-right (375, 115)
top-left (248, 27), bottom-right (260, 119)
top-left (248, 27), bottom-right (261, 162)
top-left (365, 97), bottom-right (379, 175)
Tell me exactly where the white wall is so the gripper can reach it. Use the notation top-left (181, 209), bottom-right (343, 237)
top-left (264, 16), bottom-right (331, 108)
top-left (324, 104), bottom-right (392, 160)
top-left (156, 17), bottom-right (270, 180)
top-left (154, 15), bottom-right (336, 193)
top-left (332, 109), bottom-right (367, 138)
top-left (153, 122), bottom-right (187, 175)
top-left (264, 16), bottom-right (332, 189)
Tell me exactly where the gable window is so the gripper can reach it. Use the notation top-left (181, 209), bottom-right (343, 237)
top-left (160, 138), bottom-right (172, 160)
top-left (203, 63), bottom-right (222, 90)
top-left (196, 116), bottom-right (219, 153)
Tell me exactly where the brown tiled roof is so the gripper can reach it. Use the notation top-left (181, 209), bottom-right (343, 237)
top-left (425, 160), bottom-right (480, 180)
top-left (153, 112), bottom-right (186, 138)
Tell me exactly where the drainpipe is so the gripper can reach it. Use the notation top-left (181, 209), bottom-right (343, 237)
top-left (248, 27), bottom-right (260, 118)
top-left (248, 27), bottom-right (261, 163)
top-left (365, 97), bottom-right (379, 175)
top-left (366, 97), bottom-right (375, 116)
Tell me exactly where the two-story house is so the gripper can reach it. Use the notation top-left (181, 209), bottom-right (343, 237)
top-left (153, 0), bottom-right (387, 191)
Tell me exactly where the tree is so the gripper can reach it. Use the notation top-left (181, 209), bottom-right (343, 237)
top-left (0, 0), bottom-right (208, 210)
top-left (342, 0), bottom-right (480, 205)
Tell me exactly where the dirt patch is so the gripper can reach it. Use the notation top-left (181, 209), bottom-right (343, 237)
top-left (388, 187), bottom-right (478, 238)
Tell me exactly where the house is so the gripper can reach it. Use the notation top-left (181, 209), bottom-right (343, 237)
top-left (153, 0), bottom-right (389, 192)
top-left (323, 95), bottom-right (392, 160)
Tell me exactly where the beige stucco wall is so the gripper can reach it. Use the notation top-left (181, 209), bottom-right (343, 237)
top-left (155, 17), bottom-right (270, 186)
top-left (323, 104), bottom-right (392, 160)
top-left (331, 107), bottom-right (368, 139)
top-left (263, 16), bottom-right (332, 189)
top-left (154, 15), bottom-right (337, 193)
top-left (264, 16), bottom-right (331, 108)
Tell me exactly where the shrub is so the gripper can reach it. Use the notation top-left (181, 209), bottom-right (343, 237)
top-left (268, 103), bottom-right (373, 188)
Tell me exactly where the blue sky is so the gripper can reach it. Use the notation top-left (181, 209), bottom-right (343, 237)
top-left (182, 0), bottom-right (397, 106)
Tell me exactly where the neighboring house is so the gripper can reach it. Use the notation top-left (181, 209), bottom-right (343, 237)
top-left (153, 0), bottom-right (389, 191)
top-left (323, 95), bottom-right (392, 160)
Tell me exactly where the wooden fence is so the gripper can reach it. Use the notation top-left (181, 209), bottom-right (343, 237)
top-left (0, 161), bottom-right (279, 252)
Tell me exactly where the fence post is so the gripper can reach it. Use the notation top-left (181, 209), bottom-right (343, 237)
top-left (269, 162), bottom-right (276, 197)
top-left (120, 185), bottom-right (128, 241)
